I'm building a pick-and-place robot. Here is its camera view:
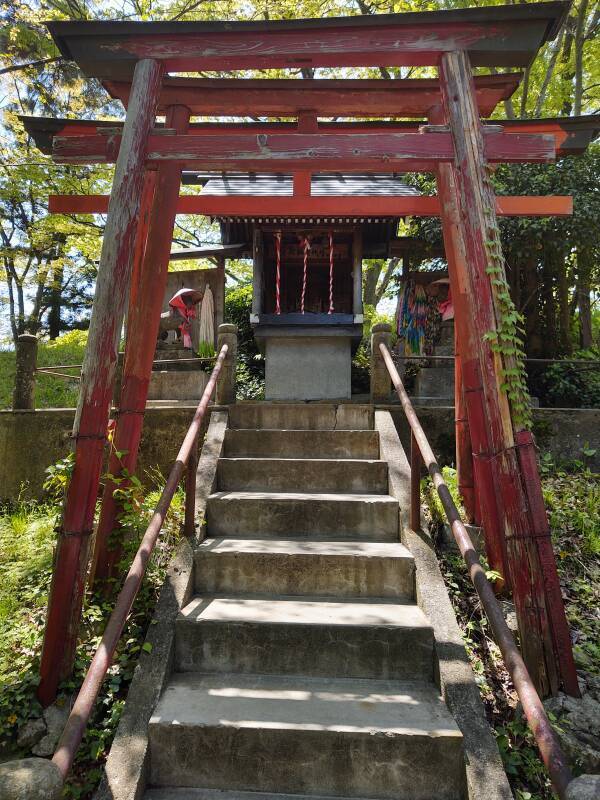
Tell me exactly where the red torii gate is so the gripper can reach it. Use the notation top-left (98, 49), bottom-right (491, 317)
top-left (27, 2), bottom-right (591, 706)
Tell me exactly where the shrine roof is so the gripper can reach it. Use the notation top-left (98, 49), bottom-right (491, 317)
top-left (190, 173), bottom-right (421, 198)
top-left (46, 2), bottom-right (569, 78)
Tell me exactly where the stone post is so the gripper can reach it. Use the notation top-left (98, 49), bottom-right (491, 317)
top-left (370, 323), bottom-right (392, 403)
top-left (216, 323), bottom-right (238, 405)
top-left (13, 333), bottom-right (38, 410)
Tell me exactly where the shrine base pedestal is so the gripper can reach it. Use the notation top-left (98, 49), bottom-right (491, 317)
top-left (264, 335), bottom-right (352, 400)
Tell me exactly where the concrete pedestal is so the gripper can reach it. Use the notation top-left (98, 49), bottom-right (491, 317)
top-left (264, 336), bottom-right (352, 400)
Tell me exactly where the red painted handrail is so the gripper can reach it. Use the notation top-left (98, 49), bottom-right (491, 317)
top-left (51, 343), bottom-right (228, 780)
top-left (379, 342), bottom-right (573, 800)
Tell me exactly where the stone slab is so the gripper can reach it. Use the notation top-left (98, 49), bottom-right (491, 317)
top-left (414, 367), bottom-right (454, 400)
top-left (264, 337), bottom-right (352, 400)
top-left (144, 792), bottom-right (441, 800)
top-left (175, 595), bottom-right (432, 680)
top-left (228, 404), bottom-right (373, 431)
top-left (223, 429), bottom-right (380, 460)
top-left (149, 672), bottom-right (464, 799)
top-left (217, 458), bottom-right (388, 494)
top-left (194, 538), bottom-right (415, 599)
top-left (206, 491), bottom-right (399, 540)
top-left (147, 369), bottom-right (210, 402)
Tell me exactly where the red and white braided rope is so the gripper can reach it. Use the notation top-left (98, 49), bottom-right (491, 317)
top-left (275, 231), bottom-right (282, 315)
top-left (328, 231), bottom-right (334, 314)
top-left (300, 235), bottom-right (310, 314)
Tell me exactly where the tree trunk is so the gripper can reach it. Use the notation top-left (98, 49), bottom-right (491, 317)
top-left (522, 252), bottom-right (543, 357)
top-left (362, 262), bottom-right (383, 307)
top-left (577, 250), bottom-right (593, 349)
top-left (574, 0), bottom-right (589, 116)
top-left (48, 263), bottom-right (65, 339)
top-left (557, 254), bottom-right (573, 354)
top-left (542, 249), bottom-right (559, 359)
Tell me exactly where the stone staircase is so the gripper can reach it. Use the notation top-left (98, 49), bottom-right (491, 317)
top-left (145, 405), bottom-right (465, 800)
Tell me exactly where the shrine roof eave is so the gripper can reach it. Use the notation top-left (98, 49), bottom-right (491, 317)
top-left (45, 2), bottom-right (569, 78)
top-left (20, 113), bottom-right (600, 159)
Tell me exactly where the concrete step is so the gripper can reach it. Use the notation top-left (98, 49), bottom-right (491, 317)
top-left (144, 792), bottom-right (440, 800)
top-left (224, 429), bottom-right (380, 460)
top-left (217, 458), bottom-right (389, 494)
top-left (206, 492), bottom-right (399, 540)
top-left (148, 672), bottom-right (464, 799)
top-left (175, 595), bottom-right (432, 680)
top-left (228, 404), bottom-right (372, 431)
top-left (144, 791), bottom-right (442, 800)
top-left (194, 538), bottom-right (415, 599)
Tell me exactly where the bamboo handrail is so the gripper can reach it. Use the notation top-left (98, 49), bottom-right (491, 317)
top-left (379, 341), bottom-right (573, 800)
top-left (51, 343), bottom-right (228, 780)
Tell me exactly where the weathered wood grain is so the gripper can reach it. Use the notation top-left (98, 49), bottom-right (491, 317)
top-left (52, 130), bottom-right (556, 168)
top-left (104, 74), bottom-right (520, 118)
top-left (439, 49), bottom-right (578, 699)
top-left (93, 104), bottom-right (191, 587)
top-left (38, 58), bottom-right (163, 707)
top-left (48, 193), bottom-right (573, 218)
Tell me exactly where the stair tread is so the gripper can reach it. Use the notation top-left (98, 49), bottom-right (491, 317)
top-left (218, 457), bottom-right (386, 464)
top-left (150, 672), bottom-right (462, 737)
top-left (145, 791), bottom-right (439, 800)
top-left (179, 595), bottom-right (429, 629)
top-left (196, 538), bottom-right (413, 559)
top-left (228, 429), bottom-right (376, 433)
top-left (209, 491), bottom-right (397, 503)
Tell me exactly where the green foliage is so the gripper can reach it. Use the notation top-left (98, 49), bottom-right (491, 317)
top-left (534, 349), bottom-right (600, 409)
top-left (483, 177), bottom-right (533, 430)
top-left (424, 456), bottom-right (600, 798)
top-left (351, 304), bottom-right (396, 394)
top-left (197, 340), bottom-right (216, 359)
top-left (224, 285), bottom-right (265, 399)
top-left (0, 467), bottom-right (184, 797)
top-left (43, 451), bottom-right (75, 502)
top-left (0, 329), bottom-right (87, 409)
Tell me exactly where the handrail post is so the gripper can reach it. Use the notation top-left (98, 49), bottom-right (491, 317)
top-left (410, 431), bottom-right (422, 531)
top-left (184, 450), bottom-right (197, 537)
top-left (216, 323), bottom-right (238, 405)
top-left (370, 322), bottom-right (392, 403)
top-left (13, 333), bottom-right (38, 410)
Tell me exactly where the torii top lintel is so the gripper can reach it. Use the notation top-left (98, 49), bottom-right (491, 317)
top-left (46, 1), bottom-right (569, 78)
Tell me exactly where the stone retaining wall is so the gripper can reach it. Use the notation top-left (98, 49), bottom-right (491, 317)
top-left (0, 404), bottom-right (598, 501)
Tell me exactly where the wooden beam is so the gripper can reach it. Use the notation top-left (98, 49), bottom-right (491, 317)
top-left (439, 49), bottom-right (578, 698)
top-left (38, 57), bottom-right (163, 708)
top-left (24, 115), bottom-right (597, 158)
top-left (103, 74), bottom-right (521, 118)
top-left (47, 5), bottom-right (566, 74)
top-left (93, 104), bottom-right (191, 588)
top-left (52, 130), bottom-right (556, 169)
top-left (48, 193), bottom-right (573, 218)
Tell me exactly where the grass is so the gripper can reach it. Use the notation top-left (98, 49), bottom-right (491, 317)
top-left (424, 458), bottom-right (600, 800)
top-left (0, 330), bottom-right (88, 410)
top-left (0, 470), bottom-right (184, 798)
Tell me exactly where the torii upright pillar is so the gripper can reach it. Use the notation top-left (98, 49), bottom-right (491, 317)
top-left (38, 58), bottom-right (164, 706)
top-left (92, 104), bottom-right (192, 587)
top-left (437, 50), bottom-right (578, 698)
